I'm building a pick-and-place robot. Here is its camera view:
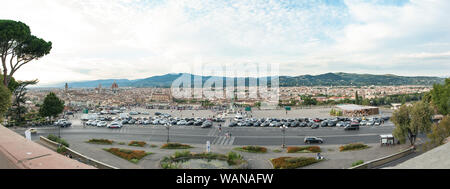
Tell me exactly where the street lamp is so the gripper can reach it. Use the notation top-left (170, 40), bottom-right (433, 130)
top-left (280, 125), bottom-right (288, 148)
top-left (165, 123), bottom-right (171, 143)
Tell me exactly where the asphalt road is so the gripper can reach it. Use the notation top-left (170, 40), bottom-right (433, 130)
top-left (18, 120), bottom-right (396, 146)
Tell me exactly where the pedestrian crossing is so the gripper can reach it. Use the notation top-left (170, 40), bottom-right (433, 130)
top-left (211, 136), bottom-right (235, 146)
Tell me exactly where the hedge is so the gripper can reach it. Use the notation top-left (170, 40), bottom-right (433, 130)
top-left (161, 143), bottom-right (193, 149)
top-left (47, 135), bottom-right (70, 147)
top-left (104, 148), bottom-right (152, 164)
top-left (339, 143), bottom-right (369, 152)
top-left (287, 146), bottom-right (321, 153)
top-left (87, 139), bottom-right (114, 145)
top-left (129, 141), bottom-right (146, 147)
top-left (234, 146), bottom-right (267, 153)
top-left (271, 157), bottom-right (322, 169)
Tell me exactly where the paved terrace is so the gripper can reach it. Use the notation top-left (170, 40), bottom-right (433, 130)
top-left (0, 125), bottom-right (94, 169)
top-left (388, 139), bottom-right (450, 169)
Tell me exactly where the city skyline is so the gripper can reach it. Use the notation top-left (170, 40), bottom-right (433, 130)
top-left (1, 0), bottom-right (449, 86)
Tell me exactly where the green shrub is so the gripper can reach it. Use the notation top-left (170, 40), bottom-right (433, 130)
top-left (56, 146), bottom-right (68, 154)
top-left (129, 141), bottom-right (146, 147)
top-left (104, 148), bottom-right (150, 164)
top-left (271, 157), bottom-right (322, 169)
top-left (47, 134), bottom-right (69, 147)
top-left (87, 139), bottom-right (113, 145)
top-left (339, 143), bottom-right (369, 152)
top-left (234, 146), bottom-right (267, 153)
top-left (352, 160), bottom-right (364, 167)
top-left (161, 143), bottom-right (193, 149)
top-left (287, 146), bottom-right (321, 153)
top-left (174, 150), bottom-right (191, 159)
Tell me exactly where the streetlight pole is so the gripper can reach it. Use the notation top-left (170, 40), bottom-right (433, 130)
top-left (280, 125), bottom-right (287, 148)
top-left (165, 123), bottom-right (171, 143)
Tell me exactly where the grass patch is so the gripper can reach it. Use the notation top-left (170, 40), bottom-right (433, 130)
top-left (234, 146), bottom-right (267, 153)
top-left (104, 148), bottom-right (152, 164)
top-left (160, 143), bottom-right (193, 149)
top-left (339, 143), bottom-right (370, 152)
top-left (129, 141), bottom-right (146, 147)
top-left (287, 146), bottom-right (321, 153)
top-left (352, 160), bottom-right (364, 167)
top-left (118, 142), bottom-right (126, 145)
top-left (271, 157), bottom-right (322, 169)
top-left (47, 134), bottom-right (69, 147)
top-left (160, 151), bottom-right (247, 169)
top-left (150, 144), bottom-right (158, 148)
top-left (327, 148), bottom-right (335, 152)
top-left (87, 139), bottom-right (114, 145)
top-left (273, 149), bottom-right (282, 153)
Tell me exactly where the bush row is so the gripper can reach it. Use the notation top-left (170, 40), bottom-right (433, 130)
top-left (87, 139), bottom-right (114, 145)
top-left (47, 134), bottom-right (70, 147)
top-left (104, 148), bottom-right (151, 163)
top-left (339, 143), bottom-right (369, 152)
top-left (286, 146), bottom-right (321, 153)
top-left (129, 141), bottom-right (146, 147)
top-left (271, 157), bottom-right (322, 169)
top-left (161, 143), bottom-right (193, 149)
top-left (234, 146), bottom-right (267, 153)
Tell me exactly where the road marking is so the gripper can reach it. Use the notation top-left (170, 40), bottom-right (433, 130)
top-left (228, 137), bottom-right (236, 145)
top-left (212, 136), bottom-right (235, 146)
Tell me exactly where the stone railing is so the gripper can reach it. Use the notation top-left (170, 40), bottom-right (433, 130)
top-left (349, 146), bottom-right (415, 169)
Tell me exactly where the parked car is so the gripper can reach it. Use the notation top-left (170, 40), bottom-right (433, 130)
top-left (54, 119), bottom-right (72, 127)
top-left (201, 121), bottom-right (213, 128)
top-left (107, 122), bottom-right (122, 128)
top-left (304, 136), bottom-right (323, 144)
top-left (311, 123), bottom-right (319, 129)
top-left (228, 122), bottom-right (237, 127)
top-left (97, 121), bottom-right (107, 127)
top-left (344, 122), bottom-right (360, 130)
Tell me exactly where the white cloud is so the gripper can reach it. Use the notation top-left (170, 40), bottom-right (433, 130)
top-left (1, 0), bottom-right (449, 86)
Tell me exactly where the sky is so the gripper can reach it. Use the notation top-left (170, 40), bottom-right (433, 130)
top-left (1, 0), bottom-right (449, 86)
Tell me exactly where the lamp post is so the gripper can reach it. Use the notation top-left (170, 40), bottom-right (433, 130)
top-left (280, 125), bottom-right (287, 148)
top-left (165, 123), bottom-right (171, 143)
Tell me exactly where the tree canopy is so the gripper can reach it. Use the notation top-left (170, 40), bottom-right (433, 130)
top-left (427, 116), bottom-right (450, 146)
top-left (0, 20), bottom-right (52, 87)
top-left (39, 92), bottom-right (64, 119)
top-left (0, 84), bottom-right (11, 122)
top-left (392, 101), bottom-right (433, 146)
top-left (427, 78), bottom-right (450, 115)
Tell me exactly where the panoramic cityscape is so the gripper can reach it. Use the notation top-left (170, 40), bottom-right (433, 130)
top-left (0, 0), bottom-right (449, 185)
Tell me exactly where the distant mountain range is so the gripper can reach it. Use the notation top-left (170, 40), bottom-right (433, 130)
top-left (49, 72), bottom-right (446, 88)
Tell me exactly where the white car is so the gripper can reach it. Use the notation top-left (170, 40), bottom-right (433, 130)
top-left (97, 121), bottom-right (107, 127)
top-left (177, 120), bottom-right (187, 125)
top-left (107, 122), bottom-right (122, 128)
top-left (152, 119), bottom-right (160, 125)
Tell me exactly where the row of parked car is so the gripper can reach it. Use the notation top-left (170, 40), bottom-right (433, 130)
top-left (84, 112), bottom-right (225, 129)
top-left (228, 116), bottom-right (390, 130)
